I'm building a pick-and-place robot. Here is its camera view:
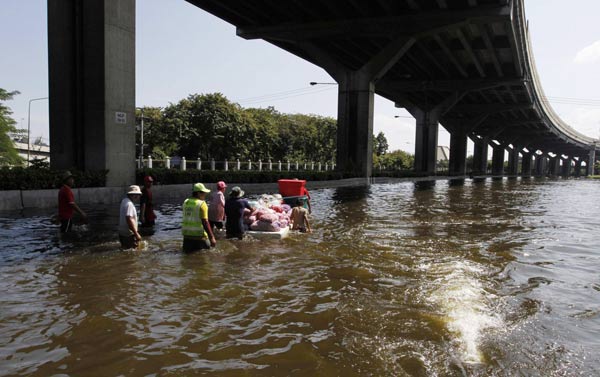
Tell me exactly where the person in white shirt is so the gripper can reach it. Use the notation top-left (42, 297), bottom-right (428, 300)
top-left (119, 185), bottom-right (142, 249)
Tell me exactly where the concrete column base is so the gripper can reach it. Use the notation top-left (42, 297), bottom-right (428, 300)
top-left (413, 110), bottom-right (439, 175)
top-left (48, 0), bottom-right (136, 187)
top-left (449, 125), bottom-right (468, 176)
top-left (336, 72), bottom-right (374, 177)
top-left (521, 153), bottom-right (533, 176)
top-left (491, 146), bottom-right (505, 175)
top-left (472, 137), bottom-right (489, 175)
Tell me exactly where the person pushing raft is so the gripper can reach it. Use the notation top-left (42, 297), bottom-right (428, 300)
top-left (182, 183), bottom-right (216, 252)
top-left (290, 198), bottom-right (312, 233)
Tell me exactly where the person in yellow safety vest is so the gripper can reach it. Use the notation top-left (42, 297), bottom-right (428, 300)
top-left (182, 183), bottom-right (216, 252)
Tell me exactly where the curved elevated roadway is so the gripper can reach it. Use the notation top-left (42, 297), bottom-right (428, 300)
top-left (185, 0), bottom-right (599, 177)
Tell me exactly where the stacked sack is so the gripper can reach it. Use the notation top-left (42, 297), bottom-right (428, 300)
top-left (243, 194), bottom-right (293, 232)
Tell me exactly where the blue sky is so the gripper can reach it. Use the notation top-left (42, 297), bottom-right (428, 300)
top-left (1, 0), bottom-right (599, 154)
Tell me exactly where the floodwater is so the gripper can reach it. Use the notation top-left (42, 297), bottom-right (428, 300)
top-left (1, 178), bottom-right (600, 376)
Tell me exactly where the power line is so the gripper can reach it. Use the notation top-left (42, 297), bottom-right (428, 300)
top-left (239, 86), bottom-right (336, 106)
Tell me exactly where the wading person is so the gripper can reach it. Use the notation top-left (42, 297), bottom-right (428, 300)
top-left (224, 186), bottom-right (252, 239)
top-left (208, 180), bottom-right (227, 231)
top-left (118, 185), bottom-right (143, 249)
top-left (140, 175), bottom-right (156, 227)
top-left (57, 171), bottom-right (87, 233)
top-left (182, 183), bottom-right (216, 252)
top-left (290, 198), bottom-right (312, 233)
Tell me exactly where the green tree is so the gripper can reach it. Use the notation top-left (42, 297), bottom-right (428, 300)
top-left (164, 93), bottom-right (251, 160)
top-left (373, 131), bottom-right (389, 156)
top-left (244, 107), bottom-right (282, 160)
top-left (136, 107), bottom-right (170, 158)
top-left (136, 92), bottom-right (338, 164)
top-left (374, 149), bottom-right (414, 170)
top-left (0, 88), bottom-right (23, 166)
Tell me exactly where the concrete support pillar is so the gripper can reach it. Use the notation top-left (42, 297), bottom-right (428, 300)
top-left (336, 72), bottom-right (374, 177)
top-left (414, 110), bottom-right (439, 175)
top-left (448, 125), bottom-right (467, 176)
top-left (521, 153), bottom-right (533, 177)
top-left (472, 137), bottom-right (489, 175)
top-left (535, 155), bottom-right (546, 176)
top-left (561, 158), bottom-right (571, 177)
top-left (48, 0), bottom-right (136, 187)
top-left (491, 145), bottom-right (505, 176)
top-left (587, 147), bottom-right (596, 176)
top-left (549, 157), bottom-right (560, 176)
top-left (507, 146), bottom-right (520, 176)
top-left (574, 159), bottom-right (582, 177)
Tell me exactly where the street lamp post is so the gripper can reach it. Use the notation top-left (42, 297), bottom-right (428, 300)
top-left (140, 108), bottom-right (144, 159)
top-left (27, 97), bottom-right (49, 167)
top-left (309, 82), bottom-right (337, 86)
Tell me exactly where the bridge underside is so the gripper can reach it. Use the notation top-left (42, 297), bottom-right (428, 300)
top-left (47, 0), bottom-right (597, 181)
top-left (186, 0), bottom-right (598, 177)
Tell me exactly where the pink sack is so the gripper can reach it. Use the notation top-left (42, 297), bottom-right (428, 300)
top-left (258, 213), bottom-right (278, 223)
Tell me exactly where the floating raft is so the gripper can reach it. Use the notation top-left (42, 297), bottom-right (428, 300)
top-left (247, 226), bottom-right (290, 240)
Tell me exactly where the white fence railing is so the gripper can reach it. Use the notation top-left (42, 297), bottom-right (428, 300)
top-left (136, 157), bottom-right (335, 172)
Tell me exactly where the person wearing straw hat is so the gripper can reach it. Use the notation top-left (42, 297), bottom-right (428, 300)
top-left (224, 186), bottom-right (252, 239)
top-left (57, 170), bottom-right (87, 233)
top-left (118, 185), bottom-right (143, 249)
top-left (182, 183), bottom-right (216, 252)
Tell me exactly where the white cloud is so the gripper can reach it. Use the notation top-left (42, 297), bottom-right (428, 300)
top-left (574, 40), bottom-right (600, 64)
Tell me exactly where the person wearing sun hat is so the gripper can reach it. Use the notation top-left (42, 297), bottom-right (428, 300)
top-left (57, 170), bottom-right (87, 233)
top-left (182, 182), bottom-right (216, 252)
top-left (118, 185), bottom-right (143, 249)
top-left (224, 186), bottom-right (253, 239)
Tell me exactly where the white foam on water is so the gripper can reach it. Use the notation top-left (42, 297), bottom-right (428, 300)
top-left (427, 261), bottom-right (502, 364)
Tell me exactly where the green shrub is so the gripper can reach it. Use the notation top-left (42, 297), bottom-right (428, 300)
top-left (0, 167), bottom-right (108, 190)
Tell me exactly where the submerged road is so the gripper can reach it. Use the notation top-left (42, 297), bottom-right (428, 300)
top-left (1, 178), bottom-right (599, 375)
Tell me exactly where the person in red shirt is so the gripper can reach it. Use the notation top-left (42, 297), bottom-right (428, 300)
top-left (140, 175), bottom-right (156, 227)
top-left (58, 171), bottom-right (87, 233)
top-left (301, 186), bottom-right (312, 214)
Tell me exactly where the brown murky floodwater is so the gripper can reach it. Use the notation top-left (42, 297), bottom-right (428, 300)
top-left (1, 178), bottom-right (600, 376)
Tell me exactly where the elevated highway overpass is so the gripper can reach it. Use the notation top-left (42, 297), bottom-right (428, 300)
top-left (47, 0), bottom-right (598, 183)
top-left (185, 0), bottom-right (598, 177)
